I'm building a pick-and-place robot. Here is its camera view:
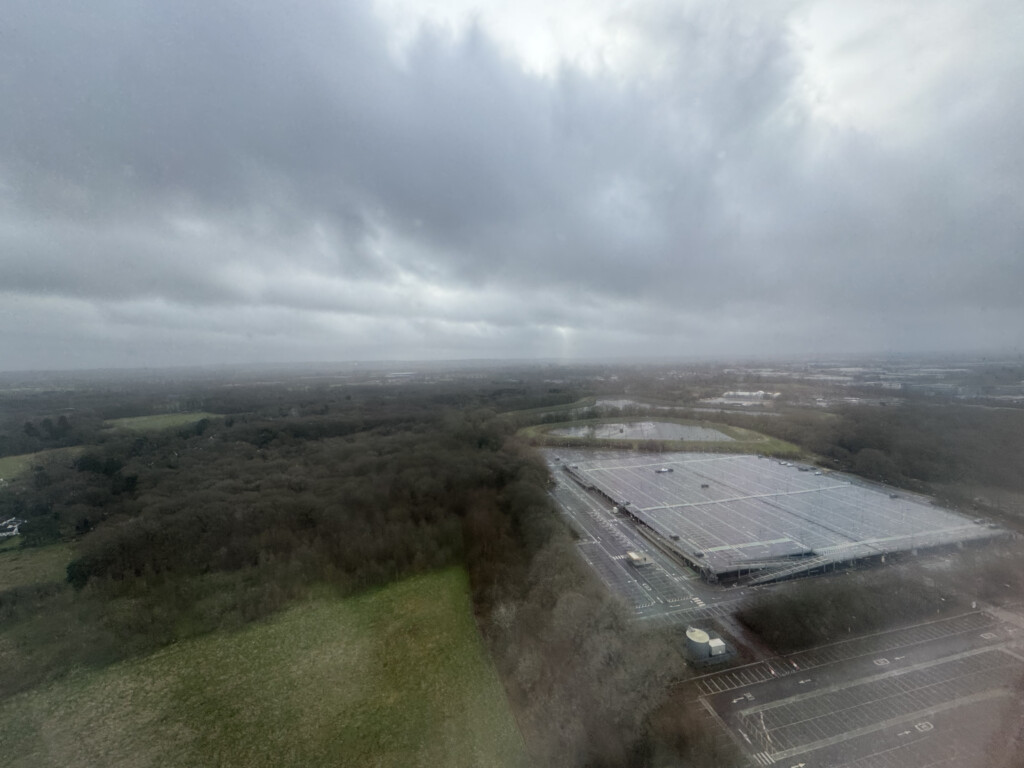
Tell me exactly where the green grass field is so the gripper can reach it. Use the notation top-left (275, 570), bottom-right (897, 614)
top-left (0, 568), bottom-right (527, 768)
top-left (0, 447), bottom-right (83, 481)
top-left (502, 396), bottom-right (596, 418)
top-left (103, 412), bottom-right (219, 431)
top-left (0, 453), bottom-right (33, 480)
top-left (0, 542), bottom-right (74, 590)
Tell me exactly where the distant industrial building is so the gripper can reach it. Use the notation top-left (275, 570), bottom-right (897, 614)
top-left (569, 453), bottom-right (1004, 585)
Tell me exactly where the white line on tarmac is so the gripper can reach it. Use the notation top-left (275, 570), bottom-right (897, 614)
top-left (767, 689), bottom-right (1013, 763)
top-left (738, 644), bottom-right (1012, 716)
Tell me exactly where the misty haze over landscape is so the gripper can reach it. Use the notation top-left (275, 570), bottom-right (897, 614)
top-left (2, 2), bottom-right (1024, 768)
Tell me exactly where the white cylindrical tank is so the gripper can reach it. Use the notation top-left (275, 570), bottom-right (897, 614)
top-left (686, 626), bottom-right (711, 658)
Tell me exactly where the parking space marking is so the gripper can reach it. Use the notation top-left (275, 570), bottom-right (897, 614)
top-left (765, 688), bottom-right (1009, 764)
top-left (783, 612), bottom-right (996, 672)
top-left (694, 658), bottom-right (793, 697)
top-left (741, 645), bottom-right (1012, 717)
top-left (735, 646), bottom-right (1021, 765)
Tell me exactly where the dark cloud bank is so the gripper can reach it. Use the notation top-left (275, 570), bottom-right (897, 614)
top-left (1, 1), bottom-right (1021, 370)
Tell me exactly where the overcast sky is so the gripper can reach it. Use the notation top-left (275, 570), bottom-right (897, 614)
top-left (1, 1), bottom-right (1022, 370)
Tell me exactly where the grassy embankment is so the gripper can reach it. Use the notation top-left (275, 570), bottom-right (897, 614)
top-left (0, 449), bottom-right (86, 482)
top-left (0, 540), bottom-right (74, 587)
top-left (519, 417), bottom-right (801, 457)
top-left (103, 412), bottom-right (219, 431)
top-left (0, 453), bottom-right (36, 481)
top-left (0, 567), bottom-right (525, 768)
top-left (0, 448), bottom-right (87, 489)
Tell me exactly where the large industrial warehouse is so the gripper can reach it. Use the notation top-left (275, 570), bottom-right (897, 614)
top-left (561, 452), bottom-right (1003, 584)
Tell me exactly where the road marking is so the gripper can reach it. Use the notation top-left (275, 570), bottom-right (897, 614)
top-left (752, 688), bottom-right (1011, 763)
top-left (739, 644), bottom-right (1012, 716)
top-left (781, 612), bottom-right (994, 672)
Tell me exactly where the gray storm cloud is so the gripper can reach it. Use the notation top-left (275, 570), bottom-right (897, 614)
top-left (0, 0), bottom-right (1021, 369)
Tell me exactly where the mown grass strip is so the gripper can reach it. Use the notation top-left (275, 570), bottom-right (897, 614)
top-left (103, 412), bottom-right (219, 431)
top-left (0, 453), bottom-right (34, 480)
top-left (0, 447), bottom-right (84, 481)
top-left (0, 542), bottom-right (73, 590)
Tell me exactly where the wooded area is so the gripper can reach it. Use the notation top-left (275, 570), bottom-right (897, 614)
top-left (0, 376), bottom-right (733, 767)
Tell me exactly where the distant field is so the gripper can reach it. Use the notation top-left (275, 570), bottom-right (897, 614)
top-left (549, 421), bottom-right (734, 442)
top-left (0, 447), bottom-right (83, 481)
top-left (503, 396), bottom-right (596, 418)
top-left (0, 542), bottom-right (73, 590)
top-left (521, 417), bottom-right (800, 457)
top-left (0, 568), bottom-right (527, 768)
top-left (103, 412), bottom-right (218, 431)
top-left (0, 453), bottom-right (34, 480)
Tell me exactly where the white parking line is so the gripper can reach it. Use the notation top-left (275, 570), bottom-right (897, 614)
top-left (765, 689), bottom-right (1010, 763)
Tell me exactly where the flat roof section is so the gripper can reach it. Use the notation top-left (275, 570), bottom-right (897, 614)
top-left (567, 453), bottom-right (1002, 583)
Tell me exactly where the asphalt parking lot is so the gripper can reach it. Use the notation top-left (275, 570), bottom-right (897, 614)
top-left (690, 611), bottom-right (1024, 767)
